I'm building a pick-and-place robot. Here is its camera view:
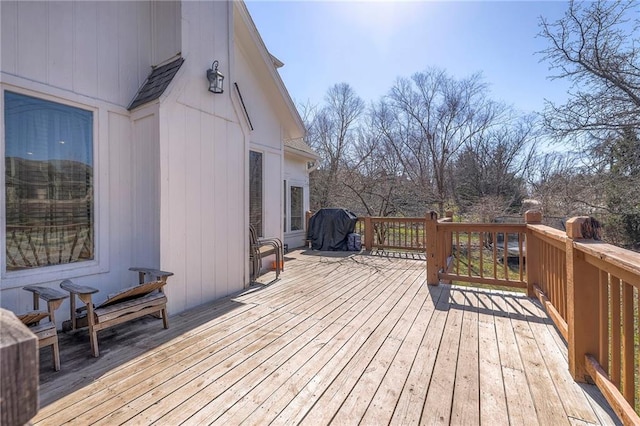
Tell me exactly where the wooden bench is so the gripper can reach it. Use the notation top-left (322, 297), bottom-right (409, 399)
top-left (18, 285), bottom-right (68, 371)
top-left (60, 267), bottom-right (173, 357)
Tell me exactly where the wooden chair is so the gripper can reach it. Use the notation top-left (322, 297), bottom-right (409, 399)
top-left (60, 267), bottom-right (173, 357)
top-left (18, 285), bottom-right (69, 371)
top-left (249, 225), bottom-right (284, 281)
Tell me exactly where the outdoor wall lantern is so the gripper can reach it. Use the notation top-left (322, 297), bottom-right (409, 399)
top-left (207, 60), bottom-right (224, 94)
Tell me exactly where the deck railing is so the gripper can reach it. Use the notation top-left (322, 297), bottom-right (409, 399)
top-left (526, 221), bottom-right (569, 338)
top-left (560, 219), bottom-right (640, 424)
top-left (305, 210), bottom-right (639, 422)
top-left (436, 222), bottom-right (527, 289)
top-left (354, 216), bottom-right (428, 251)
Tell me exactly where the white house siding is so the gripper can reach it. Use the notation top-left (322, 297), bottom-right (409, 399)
top-left (0, 2), bottom-right (168, 319)
top-left (235, 36), bottom-right (285, 246)
top-left (130, 108), bottom-right (161, 272)
top-left (0, 1), bottom-right (176, 109)
top-left (155, 1), bottom-right (247, 314)
top-left (1, 0), bottom-right (301, 320)
top-left (284, 152), bottom-right (311, 249)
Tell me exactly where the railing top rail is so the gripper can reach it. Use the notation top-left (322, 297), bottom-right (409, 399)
top-left (357, 216), bottom-right (425, 222)
top-left (437, 222), bottom-right (526, 231)
top-left (527, 224), bottom-right (567, 251)
top-left (527, 224), bottom-right (567, 243)
top-left (574, 240), bottom-right (640, 289)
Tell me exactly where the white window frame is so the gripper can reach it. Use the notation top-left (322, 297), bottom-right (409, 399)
top-left (1, 84), bottom-right (109, 288)
top-left (283, 179), bottom-right (306, 234)
top-left (249, 149), bottom-right (264, 237)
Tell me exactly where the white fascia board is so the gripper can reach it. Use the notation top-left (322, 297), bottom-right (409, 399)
top-left (233, 1), bottom-right (305, 138)
top-left (284, 145), bottom-right (321, 161)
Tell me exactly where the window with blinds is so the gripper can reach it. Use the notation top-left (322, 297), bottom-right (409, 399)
top-left (249, 150), bottom-right (263, 236)
top-left (290, 185), bottom-right (303, 231)
top-left (4, 91), bottom-right (94, 271)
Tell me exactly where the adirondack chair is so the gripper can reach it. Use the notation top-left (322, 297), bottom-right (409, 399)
top-left (17, 285), bottom-right (69, 371)
top-left (60, 267), bottom-right (173, 357)
top-left (249, 225), bottom-right (284, 281)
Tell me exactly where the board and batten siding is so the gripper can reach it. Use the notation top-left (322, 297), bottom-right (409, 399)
top-left (0, 89), bottom-right (161, 320)
top-left (235, 37), bottom-right (286, 244)
top-left (0, 1), bottom-right (172, 319)
top-left (156, 101), bottom-right (246, 314)
top-left (284, 152), bottom-right (311, 249)
top-left (1, 0), bottom-right (300, 320)
top-left (1, 1), bottom-right (180, 110)
top-left (154, 0), bottom-right (249, 314)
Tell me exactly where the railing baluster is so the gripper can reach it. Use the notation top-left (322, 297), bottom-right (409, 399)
top-left (598, 270), bottom-right (609, 375)
top-left (552, 245), bottom-right (557, 310)
top-left (518, 232), bottom-right (524, 282)
top-left (467, 230), bottom-right (472, 278)
top-left (611, 276), bottom-right (621, 387)
top-left (503, 233), bottom-right (508, 281)
top-left (622, 281), bottom-right (635, 404)
top-left (455, 231), bottom-right (460, 276)
top-left (479, 232), bottom-right (484, 279)
top-left (560, 246), bottom-right (564, 315)
top-left (492, 232), bottom-right (498, 280)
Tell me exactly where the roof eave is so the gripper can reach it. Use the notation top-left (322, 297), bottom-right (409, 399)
top-left (234, 1), bottom-right (305, 138)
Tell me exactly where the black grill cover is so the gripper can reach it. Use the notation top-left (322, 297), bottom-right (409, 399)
top-left (307, 208), bottom-right (358, 251)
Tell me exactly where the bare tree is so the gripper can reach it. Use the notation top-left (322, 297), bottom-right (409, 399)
top-left (539, 0), bottom-right (640, 138)
top-left (305, 83), bottom-right (365, 209)
top-left (453, 113), bottom-right (539, 217)
top-left (377, 68), bottom-right (500, 215)
top-left (539, 0), bottom-right (640, 248)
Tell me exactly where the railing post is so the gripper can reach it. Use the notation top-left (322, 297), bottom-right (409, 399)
top-left (305, 211), bottom-right (313, 248)
top-left (566, 216), bottom-right (601, 382)
top-left (524, 210), bottom-right (542, 298)
top-left (426, 211), bottom-right (439, 285)
top-left (364, 216), bottom-right (373, 251)
top-left (438, 211), bottom-right (454, 278)
top-left (0, 309), bottom-right (38, 426)
top-left (305, 211), bottom-right (313, 232)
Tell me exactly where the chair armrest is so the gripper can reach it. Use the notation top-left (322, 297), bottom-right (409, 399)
top-left (60, 279), bottom-right (99, 296)
top-left (23, 285), bottom-right (69, 303)
top-left (23, 285), bottom-right (69, 324)
top-left (129, 267), bottom-right (174, 284)
top-left (258, 236), bottom-right (283, 245)
top-left (59, 279), bottom-right (99, 331)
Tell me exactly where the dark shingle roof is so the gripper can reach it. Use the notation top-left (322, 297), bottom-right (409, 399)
top-left (128, 57), bottom-right (184, 110)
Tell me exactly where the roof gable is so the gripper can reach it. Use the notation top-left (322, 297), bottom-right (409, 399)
top-left (234, 3), bottom-right (305, 140)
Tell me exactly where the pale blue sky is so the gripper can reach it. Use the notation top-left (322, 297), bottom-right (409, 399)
top-left (246, 1), bottom-right (572, 114)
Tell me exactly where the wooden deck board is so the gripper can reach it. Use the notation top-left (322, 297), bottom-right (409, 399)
top-left (31, 250), bottom-right (620, 425)
top-left (420, 287), bottom-right (464, 425)
top-left (450, 288), bottom-right (480, 426)
top-left (228, 265), bottom-right (419, 424)
top-left (476, 290), bottom-right (510, 426)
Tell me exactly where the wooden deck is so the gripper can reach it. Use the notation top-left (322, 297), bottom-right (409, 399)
top-left (33, 250), bottom-right (620, 425)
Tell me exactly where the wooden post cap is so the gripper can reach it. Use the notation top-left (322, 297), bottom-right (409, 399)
top-left (0, 309), bottom-right (38, 426)
top-left (566, 216), bottom-right (601, 240)
top-left (524, 210), bottom-right (542, 224)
